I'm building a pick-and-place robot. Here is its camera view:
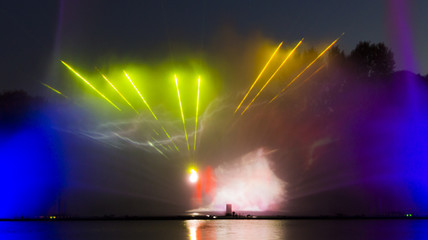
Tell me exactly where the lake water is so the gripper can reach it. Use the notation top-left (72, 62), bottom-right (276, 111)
top-left (1, 219), bottom-right (428, 240)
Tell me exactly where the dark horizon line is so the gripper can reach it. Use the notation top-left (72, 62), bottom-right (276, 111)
top-left (1, 215), bottom-right (425, 221)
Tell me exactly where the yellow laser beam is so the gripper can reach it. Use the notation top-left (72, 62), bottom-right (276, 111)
top-left (269, 34), bottom-right (344, 103)
top-left (234, 41), bottom-right (283, 113)
top-left (148, 141), bottom-right (168, 158)
top-left (124, 71), bottom-right (180, 152)
top-left (41, 83), bottom-right (68, 98)
top-left (99, 72), bottom-right (139, 114)
top-left (161, 126), bottom-right (179, 152)
top-left (152, 137), bottom-right (168, 151)
top-left (193, 76), bottom-right (201, 151)
top-left (240, 39), bottom-right (303, 115)
top-left (124, 71), bottom-right (157, 119)
top-left (61, 60), bottom-right (121, 111)
top-left (175, 75), bottom-right (190, 152)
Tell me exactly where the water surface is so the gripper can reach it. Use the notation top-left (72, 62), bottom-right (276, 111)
top-left (1, 219), bottom-right (428, 240)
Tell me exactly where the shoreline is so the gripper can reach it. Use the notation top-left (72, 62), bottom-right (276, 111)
top-left (1, 215), bottom-right (426, 221)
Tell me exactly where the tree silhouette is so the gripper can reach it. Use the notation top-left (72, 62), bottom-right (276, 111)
top-left (349, 41), bottom-right (395, 79)
top-left (327, 45), bottom-right (346, 71)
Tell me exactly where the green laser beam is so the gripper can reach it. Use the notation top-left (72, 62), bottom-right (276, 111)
top-left (99, 72), bottom-right (139, 114)
top-left (175, 75), bottom-right (190, 152)
top-left (41, 82), bottom-right (68, 98)
top-left (124, 71), bottom-right (179, 152)
top-left (193, 76), bottom-right (201, 151)
top-left (152, 137), bottom-right (168, 151)
top-left (148, 141), bottom-right (168, 158)
top-left (124, 71), bottom-right (157, 119)
top-left (61, 60), bottom-right (121, 111)
top-left (161, 126), bottom-right (180, 152)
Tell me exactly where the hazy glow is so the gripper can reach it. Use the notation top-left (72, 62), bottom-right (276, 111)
top-left (194, 76), bottom-right (201, 151)
top-left (124, 71), bottom-right (179, 151)
top-left (161, 126), bottom-right (179, 152)
top-left (202, 149), bottom-right (286, 211)
top-left (151, 137), bottom-right (168, 151)
top-left (241, 39), bottom-right (303, 115)
top-left (189, 169), bottom-right (199, 183)
top-left (234, 42), bottom-right (283, 113)
top-left (148, 141), bottom-right (167, 158)
top-left (175, 75), bottom-right (190, 151)
top-left (61, 60), bottom-right (121, 111)
top-left (302, 64), bottom-right (326, 84)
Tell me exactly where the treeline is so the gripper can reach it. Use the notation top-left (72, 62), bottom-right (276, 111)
top-left (327, 41), bottom-right (427, 81)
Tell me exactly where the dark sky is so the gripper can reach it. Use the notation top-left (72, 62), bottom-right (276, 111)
top-left (1, 0), bottom-right (427, 94)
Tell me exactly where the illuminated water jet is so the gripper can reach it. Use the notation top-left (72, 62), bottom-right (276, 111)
top-left (195, 148), bottom-right (286, 212)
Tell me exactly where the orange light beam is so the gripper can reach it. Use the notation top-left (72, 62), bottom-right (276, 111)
top-left (301, 64), bottom-right (326, 84)
top-left (234, 41), bottom-right (283, 113)
top-left (240, 39), bottom-right (303, 115)
top-left (61, 60), bottom-right (121, 111)
top-left (269, 33), bottom-right (344, 103)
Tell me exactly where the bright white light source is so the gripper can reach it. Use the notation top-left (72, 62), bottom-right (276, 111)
top-left (189, 169), bottom-right (199, 183)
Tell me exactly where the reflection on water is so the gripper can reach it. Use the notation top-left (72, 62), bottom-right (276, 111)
top-left (2, 219), bottom-right (428, 239)
top-left (185, 220), bottom-right (285, 240)
top-left (185, 219), bottom-right (428, 240)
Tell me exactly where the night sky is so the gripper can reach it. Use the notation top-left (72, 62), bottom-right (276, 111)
top-left (1, 0), bottom-right (428, 218)
top-left (1, 0), bottom-right (428, 93)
